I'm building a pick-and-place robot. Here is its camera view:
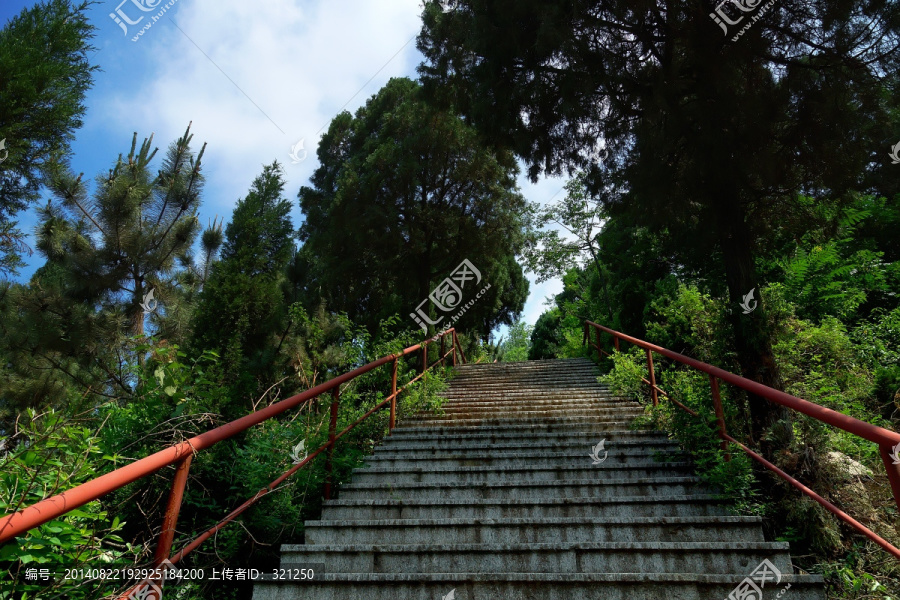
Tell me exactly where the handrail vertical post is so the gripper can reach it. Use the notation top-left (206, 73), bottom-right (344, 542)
top-left (421, 344), bottom-right (427, 374)
top-left (440, 335), bottom-right (445, 366)
top-left (613, 335), bottom-right (620, 352)
top-left (153, 453), bottom-right (193, 565)
top-left (389, 357), bottom-right (398, 433)
top-left (324, 387), bottom-right (339, 500)
top-left (709, 375), bottom-right (731, 462)
top-left (879, 445), bottom-right (900, 515)
top-left (646, 348), bottom-right (659, 407)
top-left (452, 331), bottom-right (457, 366)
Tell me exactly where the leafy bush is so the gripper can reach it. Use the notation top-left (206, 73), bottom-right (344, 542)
top-left (0, 409), bottom-right (137, 600)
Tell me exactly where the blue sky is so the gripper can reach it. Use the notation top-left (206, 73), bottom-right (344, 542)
top-left (1, 0), bottom-right (566, 331)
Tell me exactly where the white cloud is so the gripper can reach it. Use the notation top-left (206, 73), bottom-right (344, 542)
top-left (98, 0), bottom-right (424, 217)
top-left (17, 0), bottom-right (577, 332)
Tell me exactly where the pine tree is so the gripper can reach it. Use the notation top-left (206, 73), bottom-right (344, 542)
top-left (189, 162), bottom-right (295, 405)
top-left (38, 124), bottom-right (208, 338)
top-left (297, 77), bottom-right (531, 337)
top-left (0, 0), bottom-right (98, 275)
top-left (417, 0), bottom-right (900, 443)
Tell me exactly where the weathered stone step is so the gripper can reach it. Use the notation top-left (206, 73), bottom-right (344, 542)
top-left (320, 494), bottom-right (731, 520)
top-left (422, 409), bottom-right (643, 422)
top-left (399, 415), bottom-right (644, 428)
top-left (349, 461), bottom-right (695, 484)
top-left (384, 428), bottom-right (670, 444)
top-left (445, 381), bottom-right (605, 390)
top-left (254, 358), bottom-right (825, 600)
top-left (435, 400), bottom-right (629, 411)
top-left (252, 572), bottom-right (826, 600)
top-left (373, 438), bottom-right (680, 455)
top-left (439, 392), bottom-right (620, 401)
top-left (302, 516), bottom-right (767, 545)
top-left (363, 448), bottom-right (687, 469)
top-left (409, 411), bottom-right (646, 425)
top-left (337, 476), bottom-right (709, 501)
top-left (278, 541), bottom-right (794, 574)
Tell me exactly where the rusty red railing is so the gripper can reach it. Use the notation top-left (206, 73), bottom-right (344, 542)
top-left (0, 328), bottom-right (465, 597)
top-left (583, 320), bottom-right (900, 561)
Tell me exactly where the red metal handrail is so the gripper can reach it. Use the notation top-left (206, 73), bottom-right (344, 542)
top-left (0, 328), bottom-right (465, 596)
top-left (583, 320), bottom-right (900, 562)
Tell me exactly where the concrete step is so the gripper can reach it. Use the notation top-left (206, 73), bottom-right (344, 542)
top-left (302, 516), bottom-right (767, 545)
top-left (320, 495), bottom-right (733, 520)
top-left (398, 415), bottom-right (645, 428)
top-left (433, 402), bottom-right (636, 414)
top-left (372, 438), bottom-right (681, 456)
top-left (383, 428), bottom-right (671, 445)
top-left (252, 572), bottom-right (826, 600)
top-left (278, 541), bottom-right (794, 574)
top-left (362, 448), bottom-right (688, 469)
top-left (407, 412), bottom-right (646, 426)
top-left (444, 382), bottom-right (606, 392)
top-left (435, 399), bottom-right (627, 410)
top-left (337, 476), bottom-right (711, 501)
top-left (254, 358), bottom-right (825, 600)
top-left (349, 461), bottom-right (695, 484)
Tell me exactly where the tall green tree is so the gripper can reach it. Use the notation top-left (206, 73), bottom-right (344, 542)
top-left (0, 0), bottom-right (98, 275)
top-left (38, 124), bottom-right (207, 338)
top-left (529, 307), bottom-right (564, 360)
top-left (0, 125), bottom-right (210, 418)
top-left (417, 0), bottom-right (900, 442)
top-left (501, 320), bottom-right (533, 362)
top-left (190, 162), bottom-right (295, 406)
top-left (297, 77), bottom-right (531, 338)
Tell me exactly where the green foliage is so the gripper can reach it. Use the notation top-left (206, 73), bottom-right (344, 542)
top-left (297, 77), bottom-right (530, 337)
top-left (0, 409), bottom-right (136, 600)
top-left (500, 320), bottom-right (532, 362)
top-left (522, 175), bottom-right (606, 285)
top-left (84, 316), bottom-right (452, 598)
top-left (0, 0), bottom-right (98, 275)
top-left (529, 308), bottom-right (563, 360)
top-left (598, 347), bottom-right (647, 404)
top-left (645, 285), bottom-right (731, 365)
top-left (779, 202), bottom-right (894, 323)
top-left (189, 162), bottom-right (294, 403)
top-left (39, 124), bottom-right (209, 339)
top-left (599, 347), bottom-right (760, 512)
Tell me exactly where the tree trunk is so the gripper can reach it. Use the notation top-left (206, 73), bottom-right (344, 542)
top-left (713, 196), bottom-right (791, 449)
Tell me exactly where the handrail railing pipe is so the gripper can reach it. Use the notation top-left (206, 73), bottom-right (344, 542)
top-left (583, 319), bottom-right (900, 562)
top-left (0, 328), bottom-right (465, 598)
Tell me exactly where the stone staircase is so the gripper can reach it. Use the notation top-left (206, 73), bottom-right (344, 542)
top-left (252, 358), bottom-right (826, 599)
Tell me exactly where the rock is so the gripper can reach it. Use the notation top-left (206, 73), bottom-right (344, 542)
top-left (826, 451), bottom-right (874, 479)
